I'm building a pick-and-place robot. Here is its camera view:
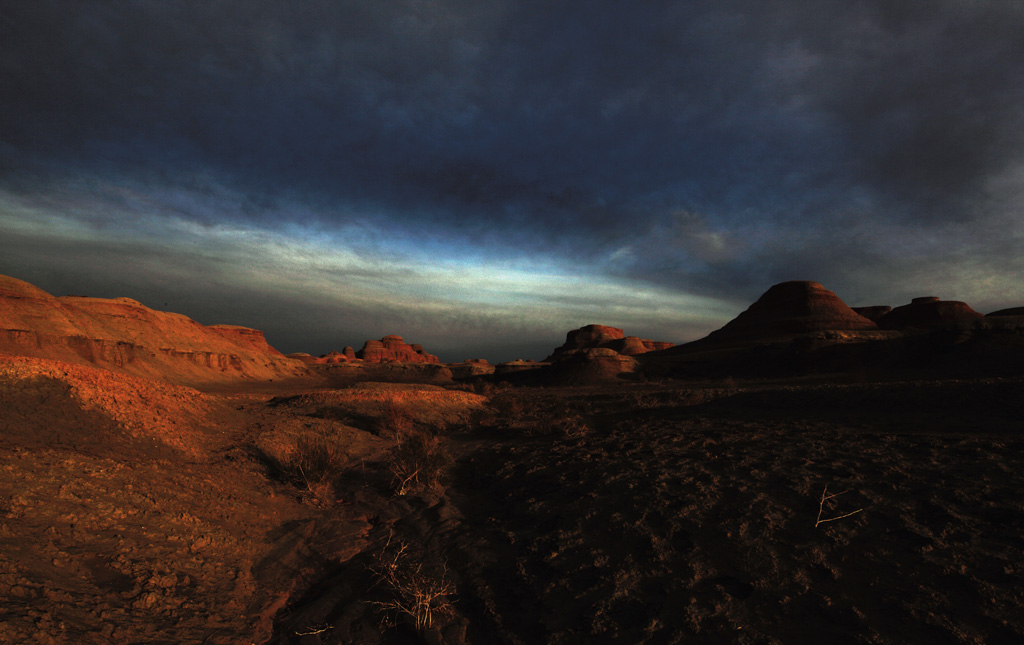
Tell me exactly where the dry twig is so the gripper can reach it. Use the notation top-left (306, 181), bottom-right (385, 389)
top-left (815, 484), bottom-right (865, 527)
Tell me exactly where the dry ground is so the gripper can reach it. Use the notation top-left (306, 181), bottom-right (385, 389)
top-left (2, 357), bottom-right (1022, 644)
top-left (446, 380), bottom-right (1024, 644)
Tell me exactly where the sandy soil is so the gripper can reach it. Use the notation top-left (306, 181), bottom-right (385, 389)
top-left (3, 356), bottom-right (1022, 644)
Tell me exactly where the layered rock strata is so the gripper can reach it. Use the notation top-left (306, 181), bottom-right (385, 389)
top-left (0, 274), bottom-right (307, 385)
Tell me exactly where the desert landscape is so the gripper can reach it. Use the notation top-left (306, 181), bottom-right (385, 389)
top-left (5, 2), bottom-right (1024, 643)
top-left (1, 273), bottom-right (1022, 644)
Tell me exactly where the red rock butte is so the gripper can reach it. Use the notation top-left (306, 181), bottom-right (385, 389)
top-left (545, 324), bottom-right (674, 362)
top-left (357, 335), bottom-right (440, 363)
top-left (0, 274), bottom-right (307, 386)
top-left (707, 281), bottom-right (878, 341)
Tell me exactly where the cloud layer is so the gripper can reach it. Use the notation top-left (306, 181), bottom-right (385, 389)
top-left (2, 1), bottom-right (1022, 360)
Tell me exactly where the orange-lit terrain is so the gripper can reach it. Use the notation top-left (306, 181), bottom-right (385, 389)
top-left (2, 274), bottom-right (1022, 643)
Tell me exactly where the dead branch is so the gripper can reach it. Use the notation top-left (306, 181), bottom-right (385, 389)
top-left (815, 484), bottom-right (865, 527)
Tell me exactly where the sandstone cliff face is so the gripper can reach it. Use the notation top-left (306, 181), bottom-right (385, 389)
top-left (0, 275), bottom-right (308, 386)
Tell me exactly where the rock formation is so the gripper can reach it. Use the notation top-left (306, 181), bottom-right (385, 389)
top-left (986, 307), bottom-right (1024, 317)
top-left (545, 324), bottom-right (674, 362)
top-left (549, 348), bottom-right (640, 384)
top-left (494, 359), bottom-right (545, 375)
top-left (449, 358), bottom-right (495, 379)
top-left (288, 338), bottom-right (439, 368)
top-left (878, 297), bottom-right (984, 330)
top-left (0, 274), bottom-right (307, 386)
top-left (356, 335), bottom-right (440, 363)
top-left (707, 281), bottom-right (877, 341)
top-left (852, 306), bottom-right (892, 323)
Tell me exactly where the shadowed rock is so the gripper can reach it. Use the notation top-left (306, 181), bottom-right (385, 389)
top-left (549, 347), bottom-right (639, 384)
top-left (852, 306), bottom-right (892, 323)
top-left (707, 281), bottom-right (877, 341)
top-left (987, 307), bottom-right (1024, 317)
top-left (879, 297), bottom-right (984, 330)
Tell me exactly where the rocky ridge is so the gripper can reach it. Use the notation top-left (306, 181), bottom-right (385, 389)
top-left (0, 275), bottom-right (307, 386)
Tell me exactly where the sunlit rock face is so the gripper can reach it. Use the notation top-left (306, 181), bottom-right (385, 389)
top-left (707, 281), bottom-right (878, 342)
top-left (0, 274), bottom-right (308, 385)
top-left (564, 324), bottom-right (625, 349)
top-left (878, 297), bottom-right (984, 330)
top-left (545, 324), bottom-right (674, 362)
top-left (356, 335), bottom-right (440, 363)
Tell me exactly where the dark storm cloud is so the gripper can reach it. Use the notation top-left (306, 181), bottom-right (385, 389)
top-left (5, 1), bottom-right (1021, 233)
top-left (2, 0), bottom-right (1023, 358)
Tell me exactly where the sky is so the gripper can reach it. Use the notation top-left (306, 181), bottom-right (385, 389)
top-left (2, 1), bottom-right (1023, 362)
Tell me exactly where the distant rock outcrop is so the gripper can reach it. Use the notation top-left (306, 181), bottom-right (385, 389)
top-left (287, 350), bottom-right (351, 365)
top-left (878, 297), bottom-right (984, 330)
top-left (290, 338), bottom-right (439, 366)
top-left (0, 274), bottom-right (309, 385)
top-left (707, 281), bottom-right (877, 341)
top-left (545, 324), bottom-right (674, 362)
top-left (356, 335), bottom-right (440, 363)
top-left (987, 307), bottom-right (1024, 317)
top-left (549, 348), bottom-right (639, 384)
top-left (449, 358), bottom-right (495, 379)
top-left (494, 359), bottom-right (546, 375)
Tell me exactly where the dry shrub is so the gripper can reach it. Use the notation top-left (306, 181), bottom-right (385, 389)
top-left (468, 406), bottom-right (498, 428)
top-left (472, 380), bottom-right (496, 395)
top-left (630, 391), bottom-right (660, 409)
top-left (291, 429), bottom-right (348, 494)
top-left (490, 393), bottom-right (528, 423)
top-left (550, 413), bottom-right (590, 439)
top-left (375, 399), bottom-right (416, 436)
top-left (371, 534), bottom-right (455, 631)
top-left (467, 394), bottom-right (521, 431)
top-left (386, 430), bottom-right (453, 495)
top-left (675, 388), bottom-right (711, 406)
